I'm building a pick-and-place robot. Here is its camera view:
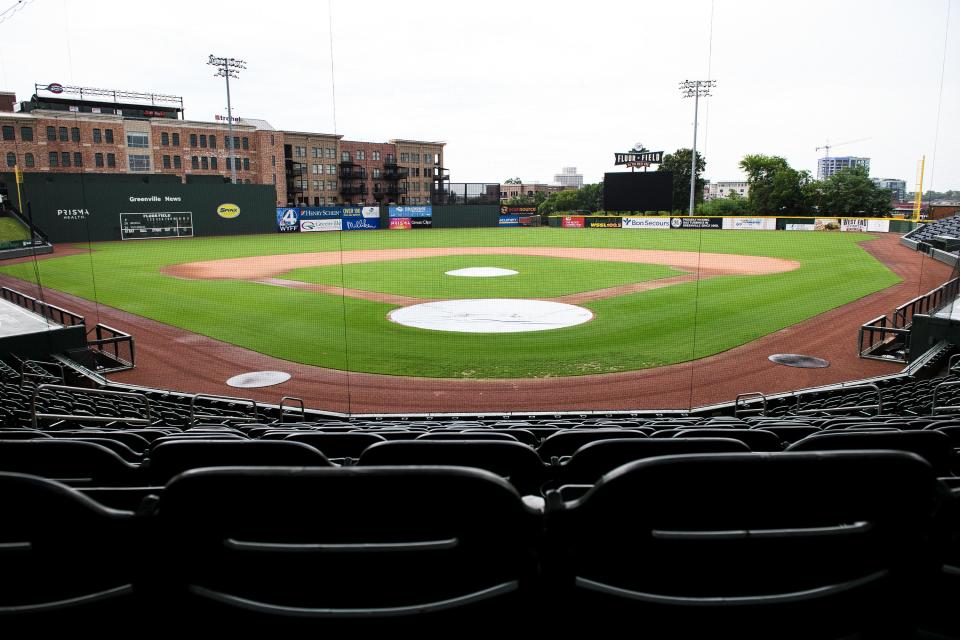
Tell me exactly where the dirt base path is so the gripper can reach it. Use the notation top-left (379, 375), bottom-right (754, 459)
top-left (2, 235), bottom-right (953, 413)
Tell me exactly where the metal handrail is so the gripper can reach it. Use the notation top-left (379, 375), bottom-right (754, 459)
top-left (795, 383), bottom-right (883, 416)
top-left (734, 392), bottom-right (767, 418)
top-left (190, 393), bottom-right (259, 426)
top-left (948, 353), bottom-right (960, 373)
top-left (280, 396), bottom-right (306, 423)
top-left (30, 384), bottom-right (152, 428)
top-left (19, 360), bottom-right (65, 390)
top-left (931, 380), bottom-right (960, 415)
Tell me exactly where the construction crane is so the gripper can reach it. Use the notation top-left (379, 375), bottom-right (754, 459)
top-left (815, 137), bottom-right (872, 158)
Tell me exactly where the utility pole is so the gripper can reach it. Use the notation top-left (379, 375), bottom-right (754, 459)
top-left (208, 54), bottom-right (246, 184)
top-left (679, 79), bottom-right (715, 215)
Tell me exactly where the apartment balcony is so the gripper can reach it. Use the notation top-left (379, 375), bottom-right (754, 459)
top-left (340, 185), bottom-right (368, 196)
top-left (381, 167), bottom-right (409, 180)
top-left (339, 167), bottom-right (366, 180)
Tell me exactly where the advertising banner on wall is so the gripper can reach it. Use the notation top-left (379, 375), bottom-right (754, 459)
top-left (586, 217), bottom-right (623, 228)
top-left (622, 217), bottom-right (671, 229)
top-left (300, 206), bottom-right (343, 219)
top-left (300, 218), bottom-right (342, 232)
top-left (562, 216), bottom-right (585, 228)
top-left (519, 215), bottom-right (540, 227)
top-left (499, 215), bottom-right (520, 227)
top-left (670, 217), bottom-right (723, 229)
top-left (411, 218), bottom-right (433, 228)
top-left (389, 218), bottom-right (412, 230)
top-left (722, 217), bottom-right (777, 231)
top-left (814, 218), bottom-right (841, 231)
top-left (360, 206), bottom-right (379, 218)
top-left (840, 219), bottom-right (868, 232)
top-left (276, 208), bottom-right (300, 233)
top-left (342, 215), bottom-right (379, 231)
top-left (785, 223), bottom-right (816, 231)
top-left (501, 205), bottom-right (538, 215)
top-left (867, 219), bottom-right (891, 233)
top-left (388, 205), bottom-right (432, 218)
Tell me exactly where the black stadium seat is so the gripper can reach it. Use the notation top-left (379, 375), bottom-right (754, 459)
top-left (283, 432), bottom-right (387, 459)
top-left (537, 429), bottom-right (647, 460)
top-left (558, 437), bottom-right (751, 486)
top-left (154, 466), bottom-right (540, 628)
top-left (0, 440), bottom-right (140, 485)
top-left (550, 451), bottom-right (943, 636)
top-left (672, 428), bottom-right (783, 452)
top-left (359, 440), bottom-right (548, 496)
top-left (147, 440), bottom-right (332, 484)
top-left (0, 472), bottom-right (139, 624)
top-left (787, 430), bottom-right (954, 476)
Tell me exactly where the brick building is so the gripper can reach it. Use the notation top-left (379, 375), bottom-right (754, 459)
top-left (0, 86), bottom-right (448, 208)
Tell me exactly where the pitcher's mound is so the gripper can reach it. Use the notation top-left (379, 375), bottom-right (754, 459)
top-left (389, 299), bottom-right (592, 333)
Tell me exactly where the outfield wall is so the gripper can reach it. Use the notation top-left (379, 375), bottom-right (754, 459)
top-left (0, 173), bottom-right (277, 243)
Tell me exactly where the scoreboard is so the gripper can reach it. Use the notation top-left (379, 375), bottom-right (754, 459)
top-left (120, 212), bottom-right (193, 240)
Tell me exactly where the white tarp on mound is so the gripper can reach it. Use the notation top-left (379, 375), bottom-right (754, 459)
top-left (445, 267), bottom-right (519, 277)
top-left (389, 299), bottom-right (593, 333)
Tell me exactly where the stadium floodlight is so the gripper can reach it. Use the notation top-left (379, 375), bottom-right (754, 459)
top-left (208, 54), bottom-right (247, 185)
top-left (679, 79), bottom-right (716, 216)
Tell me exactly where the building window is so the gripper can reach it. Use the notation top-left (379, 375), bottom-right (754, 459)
top-left (271, 155), bottom-right (276, 167)
top-left (200, 134), bottom-right (207, 148)
top-left (57, 127), bottom-right (67, 142)
top-left (191, 156), bottom-right (199, 169)
top-left (5, 152), bottom-right (14, 166)
top-left (327, 180), bottom-right (337, 191)
top-left (312, 147), bottom-right (320, 158)
top-left (341, 151), bottom-right (350, 162)
top-left (162, 155), bottom-right (171, 169)
top-left (171, 132), bottom-right (179, 146)
top-left (25, 152), bottom-right (34, 168)
top-left (312, 180), bottom-right (321, 191)
top-left (210, 157), bottom-right (217, 170)
top-left (294, 146), bottom-right (306, 157)
top-left (373, 168), bottom-right (381, 178)
top-left (374, 183), bottom-right (381, 192)
top-left (324, 148), bottom-right (335, 159)
top-left (272, 173), bottom-right (276, 184)
top-left (46, 126), bottom-right (56, 141)
top-left (48, 152), bottom-right (58, 167)
top-left (1, 126), bottom-right (13, 140)
top-left (242, 136), bottom-right (249, 150)
top-left (129, 154), bottom-right (150, 172)
top-left (161, 132), bottom-right (169, 146)
top-left (190, 134), bottom-right (198, 147)
top-left (20, 126), bottom-right (33, 142)
top-left (105, 129), bottom-right (114, 144)
top-left (73, 152), bottom-right (82, 166)
top-left (356, 150), bottom-right (365, 160)
top-left (71, 127), bottom-right (80, 143)
top-left (313, 197), bottom-right (320, 206)
top-left (92, 128), bottom-right (103, 144)
top-left (424, 182), bottom-right (431, 192)
top-left (326, 164), bottom-right (336, 175)
top-left (386, 154), bottom-right (395, 163)
top-left (61, 152), bottom-right (70, 167)
top-left (233, 136), bottom-right (240, 150)
top-left (173, 155), bottom-right (181, 169)
top-left (201, 156), bottom-right (208, 170)
top-left (226, 158), bottom-right (232, 170)
top-left (95, 153), bottom-right (104, 167)
top-left (243, 157), bottom-right (250, 171)
top-left (235, 156), bottom-right (241, 171)
top-left (209, 135), bottom-right (216, 149)
top-left (270, 134), bottom-right (274, 146)
top-left (127, 132), bottom-right (149, 148)
top-left (312, 164), bottom-right (320, 175)
top-left (400, 153), bottom-right (408, 162)
top-left (107, 153), bottom-right (116, 168)
top-left (372, 151), bottom-right (380, 161)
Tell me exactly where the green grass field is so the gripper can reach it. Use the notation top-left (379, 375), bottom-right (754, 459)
top-left (0, 228), bottom-right (901, 378)
top-left (0, 217), bottom-right (29, 242)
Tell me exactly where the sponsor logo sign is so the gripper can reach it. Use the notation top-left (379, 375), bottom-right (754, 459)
top-left (46, 82), bottom-right (64, 94)
top-left (300, 218), bottom-right (342, 232)
top-left (217, 203), bottom-right (240, 219)
top-left (785, 223), bottom-right (815, 231)
top-left (500, 205), bottom-right (538, 215)
top-left (56, 208), bottom-right (91, 221)
top-left (614, 150), bottom-right (663, 166)
top-left (722, 217), bottom-right (776, 230)
top-left (343, 215), bottom-right (379, 231)
top-left (360, 206), bottom-right (379, 219)
top-left (389, 218), bottom-right (412, 230)
top-left (562, 216), bottom-right (585, 228)
top-left (410, 217), bottom-right (433, 228)
top-left (276, 208), bottom-right (300, 232)
top-left (586, 217), bottom-right (623, 228)
top-left (499, 215), bottom-right (520, 227)
top-left (866, 219), bottom-right (890, 233)
top-left (519, 215), bottom-right (540, 227)
top-left (815, 218), bottom-right (841, 231)
top-left (840, 219), bottom-right (868, 232)
top-left (622, 217), bottom-right (671, 229)
top-left (388, 205), bottom-right (432, 218)
top-left (670, 217), bottom-right (723, 229)
top-left (300, 206), bottom-right (343, 219)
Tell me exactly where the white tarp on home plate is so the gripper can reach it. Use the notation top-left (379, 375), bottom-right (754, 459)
top-left (389, 299), bottom-right (592, 333)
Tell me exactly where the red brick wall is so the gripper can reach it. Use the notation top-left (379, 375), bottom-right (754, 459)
top-left (0, 115), bottom-right (128, 173)
top-left (339, 140), bottom-right (397, 205)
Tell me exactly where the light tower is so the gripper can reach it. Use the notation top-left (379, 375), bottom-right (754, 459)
top-left (679, 79), bottom-right (716, 215)
top-left (207, 54), bottom-right (246, 184)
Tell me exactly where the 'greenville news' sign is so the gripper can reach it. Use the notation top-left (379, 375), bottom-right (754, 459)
top-left (614, 151), bottom-right (663, 166)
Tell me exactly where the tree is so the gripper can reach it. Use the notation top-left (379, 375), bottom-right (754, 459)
top-left (537, 182), bottom-right (604, 214)
top-left (739, 154), bottom-right (813, 215)
top-left (808, 166), bottom-right (892, 216)
top-left (503, 177), bottom-right (522, 185)
top-left (697, 190), bottom-right (750, 216)
top-left (658, 148), bottom-right (706, 213)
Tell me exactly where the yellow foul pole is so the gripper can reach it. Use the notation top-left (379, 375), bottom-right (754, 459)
top-left (913, 156), bottom-right (925, 222)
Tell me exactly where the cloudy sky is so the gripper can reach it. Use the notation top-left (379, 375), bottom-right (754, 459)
top-left (0, 0), bottom-right (956, 189)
